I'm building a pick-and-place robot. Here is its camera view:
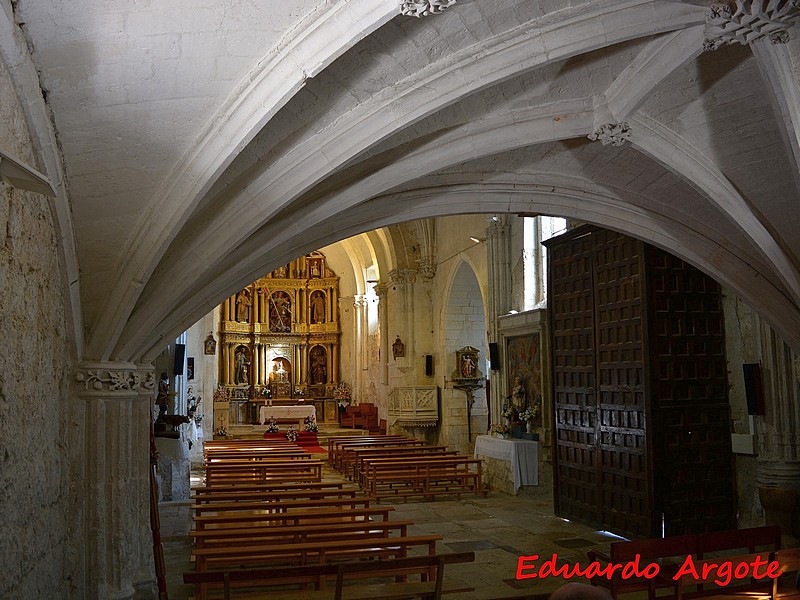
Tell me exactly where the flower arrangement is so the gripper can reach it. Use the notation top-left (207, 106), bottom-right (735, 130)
top-left (215, 427), bottom-right (228, 437)
top-left (501, 404), bottom-right (516, 419)
top-left (295, 387), bottom-right (305, 397)
top-left (266, 417), bottom-right (279, 433)
top-left (490, 423), bottom-right (510, 436)
top-left (333, 382), bottom-right (352, 401)
top-left (304, 415), bottom-right (318, 433)
top-left (286, 427), bottom-right (299, 442)
top-left (518, 405), bottom-right (539, 422)
top-left (193, 413), bottom-right (203, 427)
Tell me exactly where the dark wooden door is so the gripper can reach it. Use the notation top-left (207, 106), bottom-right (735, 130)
top-left (592, 230), bottom-right (651, 536)
top-left (548, 226), bottom-right (735, 538)
top-left (646, 248), bottom-right (736, 535)
top-left (550, 230), bottom-right (600, 526)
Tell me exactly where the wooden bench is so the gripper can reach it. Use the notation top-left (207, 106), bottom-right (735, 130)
top-left (183, 551), bottom-right (475, 600)
top-left (338, 445), bottom-right (453, 480)
top-left (674, 551), bottom-right (774, 599)
top-left (191, 533), bottom-right (443, 571)
top-left (190, 519), bottom-right (415, 549)
top-left (192, 481), bottom-right (346, 494)
top-left (350, 449), bottom-right (460, 485)
top-left (361, 456), bottom-right (486, 501)
top-left (192, 505), bottom-right (394, 530)
top-left (192, 496), bottom-right (373, 516)
top-left (203, 460), bottom-right (323, 484)
top-left (191, 487), bottom-right (362, 505)
top-left (586, 525), bottom-right (782, 599)
top-left (328, 437), bottom-right (418, 470)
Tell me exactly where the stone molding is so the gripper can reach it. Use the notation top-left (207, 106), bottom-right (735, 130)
top-left (389, 268), bottom-right (417, 286)
top-left (400, 0), bottom-right (457, 18)
top-left (704, 1), bottom-right (800, 51)
top-left (418, 259), bottom-right (437, 280)
top-left (74, 362), bottom-right (155, 396)
top-left (373, 283), bottom-right (389, 297)
top-left (588, 122), bottom-right (632, 146)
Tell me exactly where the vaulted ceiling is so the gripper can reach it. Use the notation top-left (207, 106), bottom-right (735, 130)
top-left (5, 0), bottom-right (800, 360)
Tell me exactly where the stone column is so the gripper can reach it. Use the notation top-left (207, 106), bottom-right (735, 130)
top-left (486, 216), bottom-right (512, 422)
top-left (375, 283), bottom-right (390, 386)
top-left (389, 269), bottom-right (417, 375)
top-left (756, 325), bottom-right (800, 544)
top-left (74, 362), bottom-right (156, 600)
top-left (354, 295), bottom-right (368, 399)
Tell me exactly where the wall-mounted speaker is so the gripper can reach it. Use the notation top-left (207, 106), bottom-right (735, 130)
top-left (742, 363), bottom-right (764, 415)
top-left (425, 354), bottom-right (433, 376)
top-left (489, 342), bottom-right (500, 370)
top-left (173, 343), bottom-right (186, 376)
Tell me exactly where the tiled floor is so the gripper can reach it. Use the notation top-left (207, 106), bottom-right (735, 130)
top-left (160, 462), bottom-right (619, 600)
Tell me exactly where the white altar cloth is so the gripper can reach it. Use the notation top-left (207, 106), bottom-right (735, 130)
top-left (259, 404), bottom-right (316, 425)
top-left (474, 434), bottom-right (538, 492)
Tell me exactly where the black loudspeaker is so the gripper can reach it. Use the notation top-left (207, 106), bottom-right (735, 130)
top-left (489, 342), bottom-right (500, 370)
top-left (425, 354), bottom-right (433, 376)
top-left (173, 343), bottom-right (186, 376)
top-left (742, 363), bottom-right (765, 415)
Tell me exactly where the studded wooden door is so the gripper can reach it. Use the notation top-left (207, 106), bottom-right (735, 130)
top-left (548, 226), bottom-right (733, 538)
top-left (550, 230), bottom-right (600, 526)
top-left (592, 230), bottom-right (652, 536)
top-left (646, 247), bottom-right (735, 535)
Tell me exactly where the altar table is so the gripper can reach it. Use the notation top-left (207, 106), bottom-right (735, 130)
top-left (259, 404), bottom-right (316, 427)
top-left (474, 434), bottom-right (538, 493)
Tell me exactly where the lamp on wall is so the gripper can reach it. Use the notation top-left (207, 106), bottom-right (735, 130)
top-left (0, 149), bottom-right (56, 196)
top-left (469, 236), bottom-right (485, 244)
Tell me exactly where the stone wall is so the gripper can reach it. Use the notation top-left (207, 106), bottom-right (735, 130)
top-left (0, 57), bottom-right (77, 597)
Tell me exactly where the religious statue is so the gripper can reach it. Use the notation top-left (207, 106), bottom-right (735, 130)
top-left (311, 292), bottom-right (326, 323)
top-left (461, 353), bottom-right (477, 378)
top-left (310, 348), bottom-right (327, 384)
top-left (511, 374), bottom-right (526, 412)
top-left (392, 336), bottom-right (405, 359)
top-left (269, 292), bottom-right (292, 332)
top-left (234, 346), bottom-right (250, 385)
top-left (155, 371), bottom-right (169, 421)
top-left (204, 333), bottom-right (216, 355)
top-left (236, 288), bottom-right (252, 322)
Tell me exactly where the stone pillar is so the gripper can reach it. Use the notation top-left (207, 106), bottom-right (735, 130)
top-left (375, 284), bottom-right (390, 386)
top-left (486, 216), bottom-right (512, 422)
top-left (74, 362), bottom-right (156, 600)
top-left (755, 324), bottom-right (800, 544)
top-left (389, 268), bottom-right (417, 375)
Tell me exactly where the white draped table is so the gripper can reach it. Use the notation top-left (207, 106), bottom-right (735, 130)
top-left (474, 434), bottom-right (538, 493)
top-left (259, 405), bottom-right (316, 427)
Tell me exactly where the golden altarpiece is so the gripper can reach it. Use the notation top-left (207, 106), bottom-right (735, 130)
top-left (218, 251), bottom-right (342, 425)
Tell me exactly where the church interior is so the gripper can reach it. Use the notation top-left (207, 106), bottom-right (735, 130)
top-left (4, 0), bottom-right (800, 598)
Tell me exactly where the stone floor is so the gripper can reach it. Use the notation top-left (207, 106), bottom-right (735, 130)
top-left (159, 465), bottom-right (623, 599)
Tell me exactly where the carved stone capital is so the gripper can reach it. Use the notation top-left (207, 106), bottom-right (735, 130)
top-left (588, 122), bottom-right (631, 147)
top-left (400, 0), bottom-right (457, 18)
top-left (418, 259), bottom-right (436, 280)
top-left (373, 283), bottom-right (390, 298)
top-left (389, 268), bottom-right (417, 286)
top-left (704, 1), bottom-right (800, 50)
top-left (74, 362), bottom-right (155, 397)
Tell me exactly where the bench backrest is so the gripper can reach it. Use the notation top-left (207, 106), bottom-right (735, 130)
top-left (696, 525), bottom-right (781, 556)
top-left (183, 551), bottom-right (475, 600)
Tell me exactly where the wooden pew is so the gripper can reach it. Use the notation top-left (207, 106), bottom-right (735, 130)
top-left (361, 456), bottom-right (486, 501)
top-left (773, 547), bottom-right (800, 598)
top-left (674, 552), bottom-right (774, 599)
top-left (203, 460), bottom-right (323, 484)
top-left (190, 519), bottom-right (414, 549)
top-left (586, 525), bottom-right (782, 599)
top-left (192, 496), bottom-right (373, 516)
top-left (192, 504), bottom-right (392, 530)
top-left (183, 551), bottom-right (476, 600)
top-left (192, 481), bottom-right (346, 494)
top-left (192, 532), bottom-right (443, 571)
top-left (191, 487), bottom-right (362, 505)
top-left (350, 448), bottom-right (460, 485)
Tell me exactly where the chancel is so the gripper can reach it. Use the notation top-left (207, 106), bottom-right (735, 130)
top-left (5, 0), bottom-right (800, 598)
